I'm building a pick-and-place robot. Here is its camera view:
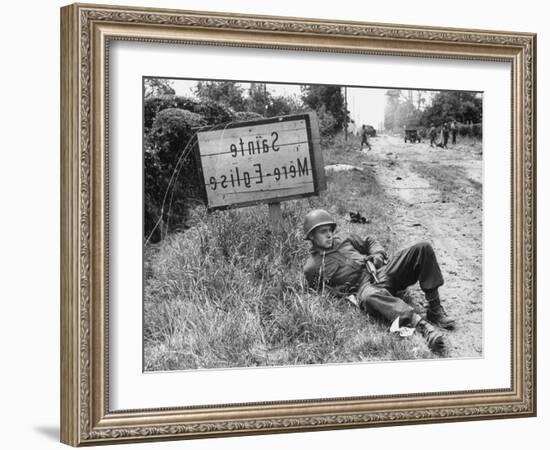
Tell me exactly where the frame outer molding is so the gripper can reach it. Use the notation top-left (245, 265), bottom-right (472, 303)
top-left (60, 2), bottom-right (536, 446)
top-left (61, 4), bottom-right (80, 446)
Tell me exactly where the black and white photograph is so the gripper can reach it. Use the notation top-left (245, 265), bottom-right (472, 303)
top-left (1, 0), bottom-right (544, 447)
top-left (143, 78), bottom-right (483, 371)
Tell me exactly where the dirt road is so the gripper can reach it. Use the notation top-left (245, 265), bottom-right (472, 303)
top-left (360, 134), bottom-right (483, 358)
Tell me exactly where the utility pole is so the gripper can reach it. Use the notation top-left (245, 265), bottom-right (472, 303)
top-left (264, 83), bottom-right (268, 114)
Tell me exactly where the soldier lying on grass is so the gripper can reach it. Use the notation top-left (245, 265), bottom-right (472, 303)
top-left (302, 209), bottom-right (455, 353)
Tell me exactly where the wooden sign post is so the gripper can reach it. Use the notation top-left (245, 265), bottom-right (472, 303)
top-left (268, 202), bottom-right (284, 233)
top-left (196, 113), bottom-right (325, 231)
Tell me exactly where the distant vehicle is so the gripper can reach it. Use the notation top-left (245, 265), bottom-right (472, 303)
top-left (404, 128), bottom-right (421, 143)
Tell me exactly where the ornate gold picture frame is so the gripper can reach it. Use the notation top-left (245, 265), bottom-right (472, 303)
top-left (60, 2), bottom-right (536, 446)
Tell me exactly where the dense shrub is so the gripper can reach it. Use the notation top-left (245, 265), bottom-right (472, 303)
top-left (144, 95), bottom-right (199, 130)
top-left (192, 99), bottom-right (236, 124)
top-left (144, 108), bottom-right (206, 242)
top-left (144, 95), bottom-right (236, 130)
top-left (144, 96), bottom-right (242, 243)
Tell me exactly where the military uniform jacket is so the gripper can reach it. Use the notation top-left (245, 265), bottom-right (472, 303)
top-left (303, 233), bottom-right (387, 292)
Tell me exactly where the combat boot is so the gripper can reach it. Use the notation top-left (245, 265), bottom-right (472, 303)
top-left (417, 319), bottom-right (445, 353)
top-left (426, 300), bottom-right (455, 330)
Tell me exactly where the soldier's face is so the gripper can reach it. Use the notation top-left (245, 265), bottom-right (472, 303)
top-left (310, 225), bottom-right (334, 250)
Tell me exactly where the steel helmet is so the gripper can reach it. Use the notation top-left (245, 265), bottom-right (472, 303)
top-left (303, 209), bottom-right (337, 239)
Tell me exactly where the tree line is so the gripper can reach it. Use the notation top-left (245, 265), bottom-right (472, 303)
top-left (384, 89), bottom-right (482, 132)
top-left (147, 79), bottom-right (349, 134)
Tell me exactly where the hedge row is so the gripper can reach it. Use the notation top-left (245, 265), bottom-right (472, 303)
top-left (144, 96), bottom-right (244, 243)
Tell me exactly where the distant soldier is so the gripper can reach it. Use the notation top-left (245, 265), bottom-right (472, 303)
top-left (429, 123), bottom-right (437, 147)
top-left (451, 120), bottom-right (458, 145)
top-left (302, 209), bottom-right (456, 354)
top-left (360, 124), bottom-right (372, 151)
top-left (442, 122), bottom-right (450, 149)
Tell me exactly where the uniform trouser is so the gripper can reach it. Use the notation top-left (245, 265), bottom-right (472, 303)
top-left (357, 242), bottom-right (444, 327)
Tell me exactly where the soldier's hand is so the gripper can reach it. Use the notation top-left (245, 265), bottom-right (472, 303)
top-left (364, 253), bottom-right (386, 269)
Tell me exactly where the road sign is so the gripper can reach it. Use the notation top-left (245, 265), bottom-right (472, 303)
top-left (195, 113), bottom-right (325, 210)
